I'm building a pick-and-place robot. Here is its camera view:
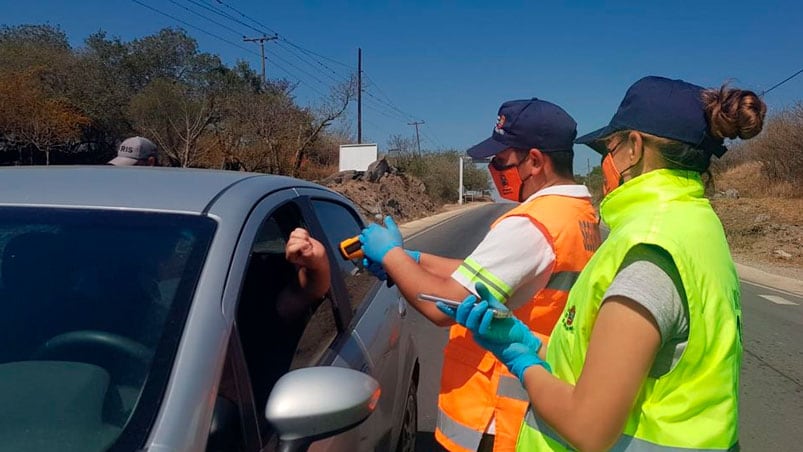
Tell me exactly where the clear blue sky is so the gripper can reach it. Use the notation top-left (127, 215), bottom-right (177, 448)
top-left (3, 0), bottom-right (802, 173)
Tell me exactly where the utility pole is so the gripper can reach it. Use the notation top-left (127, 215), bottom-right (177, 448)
top-left (243, 34), bottom-right (278, 85)
top-left (408, 120), bottom-right (424, 155)
top-left (357, 48), bottom-right (362, 144)
top-left (459, 156), bottom-right (465, 205)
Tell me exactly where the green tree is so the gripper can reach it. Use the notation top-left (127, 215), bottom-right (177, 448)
top-left (388, 150), bottom-right (490, 203)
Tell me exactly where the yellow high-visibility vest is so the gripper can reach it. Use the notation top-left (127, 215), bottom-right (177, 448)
top-left (517, 169), bottom-right (742, 451)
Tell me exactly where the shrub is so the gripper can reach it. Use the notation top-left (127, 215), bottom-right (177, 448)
top-left (388, 150), bottom-right (489, 204)
top-left (712, 103), bottom-right (803, 198)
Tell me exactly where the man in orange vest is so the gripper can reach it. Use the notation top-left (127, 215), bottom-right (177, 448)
top-left (359, 98), bottom-right (600, 452)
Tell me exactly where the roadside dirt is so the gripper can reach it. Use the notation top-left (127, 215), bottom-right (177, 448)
top-left (319, 161), bottom-right (440, 223)
top-left (711, 197), bottom-right (803, 280)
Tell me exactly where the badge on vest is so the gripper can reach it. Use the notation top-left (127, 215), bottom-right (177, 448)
top-left (561, 306), bottom-right (576, 331)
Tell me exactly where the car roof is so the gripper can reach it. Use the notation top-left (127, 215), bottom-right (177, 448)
top-left (0, 166), bottom-right (324, 214)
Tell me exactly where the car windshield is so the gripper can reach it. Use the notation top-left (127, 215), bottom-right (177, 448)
top-left (0, 207), bottom-right (215, 452)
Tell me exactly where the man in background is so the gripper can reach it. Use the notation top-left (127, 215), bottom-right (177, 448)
top-left (108, 136), bottom-right (159, 166)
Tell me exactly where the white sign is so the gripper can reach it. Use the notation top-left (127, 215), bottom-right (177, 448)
top-left (339, 143), bottom-right (378, 171)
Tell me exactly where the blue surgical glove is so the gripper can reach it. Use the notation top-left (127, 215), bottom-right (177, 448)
top-left (405, 249), bottom-right (421, 263)
top-left (359, 216), bottom-right (403, 263)
top-left (437, 282), bottom-right (550, 381)
top-left (362, 250), bottom-right (420, 281)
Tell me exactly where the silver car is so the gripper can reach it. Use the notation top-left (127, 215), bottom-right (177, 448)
top-left (0, 167), bottom-right (419, 452)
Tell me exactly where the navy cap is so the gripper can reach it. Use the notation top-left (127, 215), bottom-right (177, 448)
top-left (467, 98), bottom-right (577, 159)
top-left (576, 76), bottom-right (726, 157)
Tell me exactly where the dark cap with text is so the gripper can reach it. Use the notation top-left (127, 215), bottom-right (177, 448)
top-left (109, 136), bottom-right (158, 166)
top-left (466, 98), bottom-right (577, 159)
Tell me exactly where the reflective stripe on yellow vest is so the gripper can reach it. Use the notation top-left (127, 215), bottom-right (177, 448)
top-left (436, 193), bottom-right (599, 452)
top-left (517, 170), bottom-right (742, 451)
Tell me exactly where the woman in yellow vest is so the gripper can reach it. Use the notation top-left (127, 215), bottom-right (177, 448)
top-left (438, 76), bottom-right (766, 451)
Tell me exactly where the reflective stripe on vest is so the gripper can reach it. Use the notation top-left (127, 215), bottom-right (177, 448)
top-left (524, 409), bottom-right (740, 452)
top-left (438, 193), bottom-right (599, 452)
top-left (545, 271), bottom-right (580, 292)
top-left (458, 258), bottom-right (513, 301)
top-left (437, 408), bottom-right (484, 451)
top-left (496, 375), bottom-right (529, 401)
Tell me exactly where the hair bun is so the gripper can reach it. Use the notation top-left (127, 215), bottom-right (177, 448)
top-left (702, 85), bottom-right (767, 140)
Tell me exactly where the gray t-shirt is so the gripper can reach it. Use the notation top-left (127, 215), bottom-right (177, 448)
top-left (603, 244), bottom-right (689, 377)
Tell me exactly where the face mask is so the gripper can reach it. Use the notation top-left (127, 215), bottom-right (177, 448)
top-left (601, 152), bottom-right (622, 196)
top-left (601, 145), bottom-right (641, 196)
top-left (489, 155), bottom-right (530, 202)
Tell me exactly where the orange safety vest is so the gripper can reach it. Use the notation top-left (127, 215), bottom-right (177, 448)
top-left (435, 193), bottom-right (600, 452)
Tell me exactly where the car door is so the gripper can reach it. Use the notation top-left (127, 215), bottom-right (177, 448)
top-left (298, 188), bottom-right (412, 451)
top-left (211, 190), bottom-right (352, 451)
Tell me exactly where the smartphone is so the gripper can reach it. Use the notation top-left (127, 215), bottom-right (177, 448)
top-left (417, 293), bottom-right (512, 319)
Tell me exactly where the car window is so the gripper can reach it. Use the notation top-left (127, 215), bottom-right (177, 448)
top-left (310, 200), bottom-right (378, 314)
top-left (0, 207), bottom-right (215, 452)
top-left (234, 202), bottom-right (339, 439)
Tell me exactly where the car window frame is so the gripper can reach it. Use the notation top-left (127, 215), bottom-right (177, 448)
top-left (217, 190), bottom-right (351, 448)
top-left (293, 189), bottom-right (384, 331)
top-left (207, 330), bottom-right (262, 452)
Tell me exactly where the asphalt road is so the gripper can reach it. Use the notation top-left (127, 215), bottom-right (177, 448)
top-left (404, 203), bottom-right (803, 451)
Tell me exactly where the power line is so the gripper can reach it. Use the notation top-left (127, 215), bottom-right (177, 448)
top-left (362, 91), bottom-right (415, 121)
top-left (166, 0), bottom-right (341, 94)
top-left (279, 38), bottom-right (352, 69)
top-left (421, 130), bottom-right (447, 150)
top-left (363, 72), bottom-right (418, 122)
top-left (168, 0), bottom-right (242, 36)
top-left (140, 0), bottom-right (440, 146)
top-left (272, 42), bottom-right (352, 85)
top-left (362, 101), bottom-right (411, 123)
top-left (211, 0), bottom-right (352, 69)
top-left (173, 1), bottom-right (327, 89)
top-left (131, 0), bottom-right (322, 95)
top-left (761, 67), bottom-right (803, 96)
top-left (183, 0), bottom-right (265, 36)
top-left (184, 0), bottom-right (352, 87)
top-left (212, 0), bottom-right (280, 35)
top-left (275, 40), bottom-right (353, 81)
top-left (207, 0), bottom-right (430, 135)
top-left (362, 94), bottom-right (448, 149)
top-left (132, 0), bottom-right (261, 59)
top-left (207, 0), bottom-right (354, 80)
top-left (362, 118), bottom-right (397, 144)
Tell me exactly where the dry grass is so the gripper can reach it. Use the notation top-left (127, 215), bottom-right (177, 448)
top-left (711, 103), bottom-right (803, 198)
top-left (299, 163), bottom-right (339, 182)
top-left (712, 161), bottom-right (800, 198)
top-left (711, 197), bottom-right (803, 270)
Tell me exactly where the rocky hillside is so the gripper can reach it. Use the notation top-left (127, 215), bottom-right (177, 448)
top-left (318, 157), bottom-right (438, 223)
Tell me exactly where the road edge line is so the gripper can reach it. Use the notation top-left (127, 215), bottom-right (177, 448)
top-left (736, 263), bottom-right (803, 297)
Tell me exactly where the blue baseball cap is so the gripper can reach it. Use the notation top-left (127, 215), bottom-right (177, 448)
top-left (467, 98), bottom-right (577, 159)
top-left (576, 76), bottom-right (726, 157)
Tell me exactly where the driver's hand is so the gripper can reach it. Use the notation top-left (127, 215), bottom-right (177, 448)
top-left (285, 228), bottom-right (327, 270)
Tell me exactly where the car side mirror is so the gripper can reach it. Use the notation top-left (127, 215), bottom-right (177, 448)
top-left (265, 367), bottom-right (381, 452)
